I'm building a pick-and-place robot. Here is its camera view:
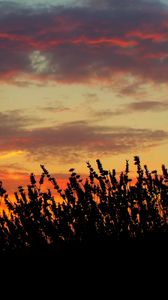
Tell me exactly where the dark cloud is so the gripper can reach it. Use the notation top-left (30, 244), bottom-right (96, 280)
top-left (0, 111), bottom-right (43, 151)
top-left (0, 113), bottom-right (168, 161)
top-left (119, 81), bottom-right (145, 96)
top-left (93, 101), bottom-right (168, 118)
top-left (0, 110), bottom-right (40, 134)
top-left (128, 101), bottom-right (168, 111)
top-left (0, 0), bottom-right (167, 85)
top-left (85, 0), bottom-right (166, 10)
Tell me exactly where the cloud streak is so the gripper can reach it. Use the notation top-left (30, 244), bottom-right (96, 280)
top-left (0, 0), bottom-right (168, 86)
top-left (0, 112), bottom-right (167, 161)
top-left (41, 104), bottom-right (70, 113)
top-left (93, 100), bottom-right (168, 118)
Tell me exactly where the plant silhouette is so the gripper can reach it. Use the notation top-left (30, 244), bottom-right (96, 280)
top-left (0, 156), bottom-right (167, 259)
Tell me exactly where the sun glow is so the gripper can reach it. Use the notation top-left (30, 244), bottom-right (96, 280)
top-left (0, 151), bottom-right (25, 160)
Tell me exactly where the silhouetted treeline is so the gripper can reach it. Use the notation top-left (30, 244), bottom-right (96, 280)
top-left (0, 156), bottom-right (168, 258)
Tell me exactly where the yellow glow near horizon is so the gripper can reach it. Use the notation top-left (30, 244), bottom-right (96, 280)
top-left (0, 150), bottom-right (25, 160)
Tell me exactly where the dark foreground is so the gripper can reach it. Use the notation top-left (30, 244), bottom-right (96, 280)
top-left (0, 157), bottom-right (167, 287)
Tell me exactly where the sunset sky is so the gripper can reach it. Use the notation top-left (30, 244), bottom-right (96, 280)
top-left (1, 0), bottom-right (168, 193)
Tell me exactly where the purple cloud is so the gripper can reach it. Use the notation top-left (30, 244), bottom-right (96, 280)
top-left (0, 0), bottom-right (167, 86)
top-left (0, 112), bottom-right (167, 161)
top-left (92, 101), bottom-right (168, 118)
